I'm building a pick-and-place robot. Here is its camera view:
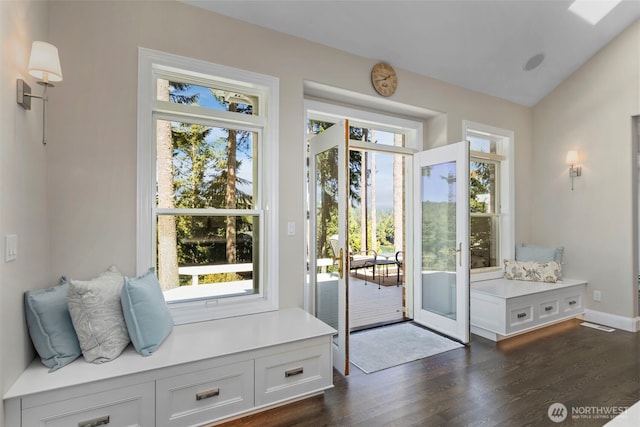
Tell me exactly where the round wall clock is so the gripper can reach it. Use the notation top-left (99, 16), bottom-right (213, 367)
top-left (371, 62), bottom-right (398, 97)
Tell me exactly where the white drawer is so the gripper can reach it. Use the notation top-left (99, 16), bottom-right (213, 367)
top-left (538, 298), bottom-right (560, 320)
top-left (255, 343), bottom-right (331, 406)
top-left (22, 382), bottom-right (154, 427)
top-left (156, 360), bottom-right (254, 427)
top-left (563, 293), bottom-right (583, 313)
top-left (507, 304), bottom-right (534, 332)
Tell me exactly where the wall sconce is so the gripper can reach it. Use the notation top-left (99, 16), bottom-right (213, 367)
top-left (566, 150), bottom-right (582, 190)
top-left (16, 41), bottom-right (63, 145)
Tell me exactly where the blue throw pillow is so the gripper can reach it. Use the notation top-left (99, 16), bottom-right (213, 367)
top-left (516, 244), bottom-right (564, 264)
top-left (121, 268), bottom-right (173, 356)
top-left (24, 278), bottom-right (82, 372)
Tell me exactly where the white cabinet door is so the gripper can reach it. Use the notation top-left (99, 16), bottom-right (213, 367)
top-left (255, 343), bottom-right (332, 406)
top-left (22, 382), bottom-right (155, 427)
top-left (156, 360), bottom-right (254, 427)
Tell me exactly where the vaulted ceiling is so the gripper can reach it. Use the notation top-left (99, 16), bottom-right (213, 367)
top-left (183, 0), bottom-right (640, 106)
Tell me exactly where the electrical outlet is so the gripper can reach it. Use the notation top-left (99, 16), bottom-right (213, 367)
top-left (593, 290), bottom-right (602, 302)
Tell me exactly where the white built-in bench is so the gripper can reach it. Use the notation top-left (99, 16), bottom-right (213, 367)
top-left (471, 278), bottom-right (587, 341)
top-left (3, 307), bottom-right (336, 427)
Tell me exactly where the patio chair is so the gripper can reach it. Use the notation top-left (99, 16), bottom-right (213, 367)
top-left (328, 235), bottom-right (377, 278)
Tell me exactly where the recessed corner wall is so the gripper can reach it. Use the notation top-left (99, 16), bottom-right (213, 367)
top-left (0, 0), bottom-right (51, 402)
top-left (532, 20), bottom-right (640, 320)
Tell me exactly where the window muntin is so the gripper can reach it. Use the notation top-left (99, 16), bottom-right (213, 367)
top-left (138, 48), bottom-right (278, 323)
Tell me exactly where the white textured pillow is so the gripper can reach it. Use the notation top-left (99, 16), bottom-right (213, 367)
top-left (67, 265), bottom-right (130, 363)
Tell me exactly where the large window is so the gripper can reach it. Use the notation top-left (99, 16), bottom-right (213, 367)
top-left (137, 49), bottom-right (279, 323)
top-left (464, 121), bottom-right (514, 280)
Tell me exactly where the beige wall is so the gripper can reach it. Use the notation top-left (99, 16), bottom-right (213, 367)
top-left (5, 0), bottom-right (537, 395)
top-left (532, 21), bottom-right (640, 319)
top-left (47, 1), bottom-right (532, 285)
top-left (0, 0), bottom-right (51, 403)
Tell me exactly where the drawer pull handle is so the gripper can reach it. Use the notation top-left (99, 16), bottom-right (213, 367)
top-left (517, 313), bottom-right (527, 319)
top-left (285, 367), bottom-right (304, 378)
top-left (545, 306), bottom-right (554, 312)
top-left (196, 388), bottom-right (220, 401)
top-left (569, 300), bottom-right (577, 306)
top-left (78, 416), bottom-right (110, 427)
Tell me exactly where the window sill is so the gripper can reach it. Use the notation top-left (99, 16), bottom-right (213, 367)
top-left (471, 267), bottom-right (503, 283)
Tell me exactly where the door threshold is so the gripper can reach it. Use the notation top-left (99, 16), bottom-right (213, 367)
top-left (350, 317), bottom-right (410, 333)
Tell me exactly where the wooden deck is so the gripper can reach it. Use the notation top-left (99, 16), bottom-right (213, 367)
top-left (349, 268), bottom-right (405, 331)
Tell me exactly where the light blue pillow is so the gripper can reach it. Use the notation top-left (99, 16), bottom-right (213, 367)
top-left (121, 268), bottom-right (173, 356)
top-left (24, 278), bottom-right (82, 372)
top-left (516, 244), bottom-right (564, 264)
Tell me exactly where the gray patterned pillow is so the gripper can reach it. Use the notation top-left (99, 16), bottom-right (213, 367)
top-left (504, 259), bottom-right (562, 283)
top-left (67, 265), bottom-right (130, 363)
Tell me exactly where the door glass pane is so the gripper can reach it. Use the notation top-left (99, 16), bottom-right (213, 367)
top-left (314, 147), bottom-right (339, 331)
top-left (420, 161), bottom-right (457, 320)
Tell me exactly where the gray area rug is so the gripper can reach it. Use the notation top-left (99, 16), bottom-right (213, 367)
top-left (349, 322), bottom-right (464, 373)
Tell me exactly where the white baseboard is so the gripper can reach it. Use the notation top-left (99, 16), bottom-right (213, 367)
top-left (583, 309), bottom-right (639, 332)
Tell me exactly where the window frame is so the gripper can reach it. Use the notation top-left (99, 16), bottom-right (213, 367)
top-left (463, 121), bottom-right (515, 282)
top-left (137, 48), bottom-right (279, 324)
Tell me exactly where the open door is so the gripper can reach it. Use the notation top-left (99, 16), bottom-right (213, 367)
top-left (308, 120), bottom-right (350, 375)
top-left (413, 141), bottom-right (470, 343)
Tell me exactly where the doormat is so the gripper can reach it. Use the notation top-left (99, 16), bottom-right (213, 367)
top-left (349, 322), bottom-right (464, 374)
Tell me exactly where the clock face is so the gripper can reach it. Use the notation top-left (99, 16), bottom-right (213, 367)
top-left (371, 62), bottom-right (397, 97)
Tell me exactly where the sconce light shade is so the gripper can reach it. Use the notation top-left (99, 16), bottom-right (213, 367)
top-left (17, 41), bottom-right (63, 145)
top-left (566, 150), bottom-right (578, 166)
top-left (27, 41), bottom-right (63, 84)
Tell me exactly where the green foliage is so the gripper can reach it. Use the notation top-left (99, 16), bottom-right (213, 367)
top-left (421, 201), bottom-right (456, 271)
top-left (169, 85), bottom-right (255, 272)
top-left (469, 160), bottom-right (496, 267)
top-left (470, 161), bottom-right (491, 213)
top-left (202, 272), bottom-right (244, 284)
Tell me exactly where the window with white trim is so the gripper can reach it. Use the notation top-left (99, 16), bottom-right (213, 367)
top-left (137, 48), bottom-right (279, 324)
top-left (463, 121), bottom-right (514, 280)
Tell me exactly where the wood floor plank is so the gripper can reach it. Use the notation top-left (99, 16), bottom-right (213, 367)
top-left (217, 319), bottom-right (639, 426)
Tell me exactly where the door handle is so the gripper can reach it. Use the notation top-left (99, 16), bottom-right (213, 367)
top-left (333, 248), bottom-right (344, 279)
top-left (456, 242), bottom-right (462, 267)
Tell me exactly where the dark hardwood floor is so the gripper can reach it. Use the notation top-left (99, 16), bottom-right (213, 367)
top-left (217, 319), bottom-right (639, 427)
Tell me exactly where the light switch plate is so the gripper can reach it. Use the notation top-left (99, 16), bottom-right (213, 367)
top-left (5, 234), bottom-right (17, 262)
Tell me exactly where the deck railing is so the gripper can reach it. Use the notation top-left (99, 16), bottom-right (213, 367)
top-left (178, 263), bottom-right (253, 286)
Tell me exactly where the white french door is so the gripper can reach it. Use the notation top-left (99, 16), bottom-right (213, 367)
top-left (308, 120), bottom-right (350, 375)
top-left (413, 141), bottom-right (470, 343)
top-left (308, 118), bottom-right (469, 376)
